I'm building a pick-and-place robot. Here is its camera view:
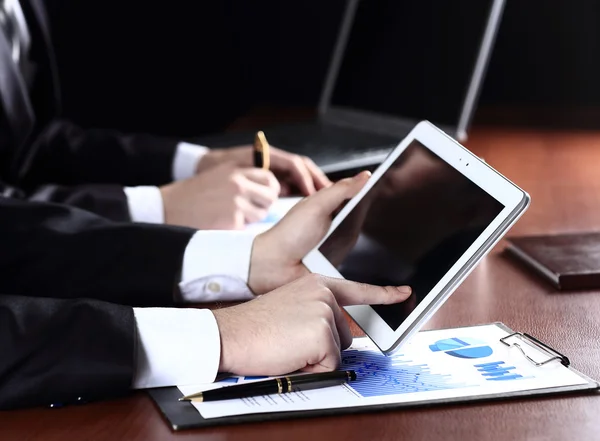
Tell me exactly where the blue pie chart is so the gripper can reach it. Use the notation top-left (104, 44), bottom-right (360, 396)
top-left (429, 337), bottom-right (493, 359)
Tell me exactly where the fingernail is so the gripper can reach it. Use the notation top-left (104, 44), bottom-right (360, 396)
top-left (354, 171), bottom-right (371, 180)
top-left (397, 286), bottom-right (412, 295)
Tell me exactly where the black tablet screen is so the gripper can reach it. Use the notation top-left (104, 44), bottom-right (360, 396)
top-left (317, 140), bottom-right (504, 330)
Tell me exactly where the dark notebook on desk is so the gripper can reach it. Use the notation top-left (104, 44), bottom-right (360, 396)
top-left (506, 232), bottom-right (600, 290)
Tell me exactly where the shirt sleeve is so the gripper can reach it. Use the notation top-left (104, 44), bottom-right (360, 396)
top-left (131, 307), bottom-right (220, 388)
top-left (123, 186), bottom-right (165, 223)
top-left (179, 231), bottom-right (256, 302)
top-left (173, 142), bottom-right (209, 181)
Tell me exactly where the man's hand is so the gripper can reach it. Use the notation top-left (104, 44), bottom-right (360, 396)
top-left (196, 145), bottom-right (331, 196)
top-left (160, 163), bottom-right (280, 230)
top-left (213, 274), bottom-right (411, 376)
top-left (248, 171), bottom-right (371, 294)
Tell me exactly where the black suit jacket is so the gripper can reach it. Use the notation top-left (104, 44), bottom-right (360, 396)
top-left (0, 294), bottom-right (135, 410)
top-left (0, 197), bottom-right (195, 302)
top-left (0, 196), bottom-right (198, 409)
top-left (0, 0), bottom-right (180, 221)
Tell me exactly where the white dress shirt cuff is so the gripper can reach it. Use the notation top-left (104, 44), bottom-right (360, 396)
top-left (173, 142), bottom-right (209, 181)
top-left (132, 308), bottom-right (220, 388)
top-left (179, 231), bottom-right (256, 302)
top-left (123, 186), bottom-right (165, 224)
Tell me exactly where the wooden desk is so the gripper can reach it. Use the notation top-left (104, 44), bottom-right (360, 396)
top-left (2, 127), bottom-right (600, 441)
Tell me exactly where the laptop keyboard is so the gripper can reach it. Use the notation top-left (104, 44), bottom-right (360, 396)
top-left (194, 121), bottom-right (406, 172)
top-left (265, 123), bottom-right (401, 163)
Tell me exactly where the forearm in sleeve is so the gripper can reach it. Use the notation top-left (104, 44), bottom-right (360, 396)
top-left (0, 295), bottom-right (135, 410)
top-left (0, 198), bottom-right (194, 306)
top-left (17, 119), bottom-right (178, 187)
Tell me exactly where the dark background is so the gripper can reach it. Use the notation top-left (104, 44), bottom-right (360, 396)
top-left (44, 0), bottom-right (600, 137)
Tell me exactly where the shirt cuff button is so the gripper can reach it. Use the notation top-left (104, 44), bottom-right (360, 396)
top-left (207, 282), bottom-right (221, 293)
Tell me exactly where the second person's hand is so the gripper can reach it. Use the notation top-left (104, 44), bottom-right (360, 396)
top-left (195, 145), bottom-right (332, 196)
top-left (160, 163), bottom-right (280, 230)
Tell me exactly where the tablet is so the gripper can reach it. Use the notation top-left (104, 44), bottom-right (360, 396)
top-left (302, 121), bottom-right (530, 354)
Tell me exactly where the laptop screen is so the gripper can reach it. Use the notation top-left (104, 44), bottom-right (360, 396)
top-left (329, 0), bottom-right (494, 128)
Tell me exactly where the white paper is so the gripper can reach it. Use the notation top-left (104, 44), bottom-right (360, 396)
top-left (244, 197), bottom-right (302, 234)
top-left (178, 324), bottom-right (589, 419)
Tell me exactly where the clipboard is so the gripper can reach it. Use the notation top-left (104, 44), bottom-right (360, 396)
top-left (149, 323), bottom-right (599, 430)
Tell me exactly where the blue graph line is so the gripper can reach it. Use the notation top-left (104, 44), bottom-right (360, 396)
top-left (218, 377), bottom-right (239, 384)
top-left (487, 374), bottom-right (524, 381)
top-left (481, 370), bottom-right (515, 377)
top-left (475, 361), bottom-right (504, 368)
top-left (474, 361), bottom-right (526, 381)
top-left (341, 350), bottom-right (468, 398)
top-left (217, 375), bottom-right (269, 384)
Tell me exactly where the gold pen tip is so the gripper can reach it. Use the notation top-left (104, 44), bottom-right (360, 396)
top-left (179, 393), bottom-right (203, 403)
top-left (256, 131), bottom-right (269, 147)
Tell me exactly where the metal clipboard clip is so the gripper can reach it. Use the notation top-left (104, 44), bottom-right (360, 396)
top-left (500, 332), bottom-right (570, 367)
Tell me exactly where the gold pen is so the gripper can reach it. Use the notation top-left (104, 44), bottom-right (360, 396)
top-left (253, 131), bottom-right (270, 170)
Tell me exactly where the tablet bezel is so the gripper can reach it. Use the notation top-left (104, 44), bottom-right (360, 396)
top-left (302, 120), bottom-right (530, 354)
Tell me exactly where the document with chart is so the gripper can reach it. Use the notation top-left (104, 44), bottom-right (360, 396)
top-left (177, 323), bottom-right (598, 420)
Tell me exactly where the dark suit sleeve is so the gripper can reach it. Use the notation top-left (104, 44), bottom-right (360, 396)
top-left (1, 180), bottom-right (131, 221)
top-left (0, 197), bottom-right (195, 306)
top-left (16, 118), bottom-right (179, 188)
top-left (0, 294), bottom-right (136, 410)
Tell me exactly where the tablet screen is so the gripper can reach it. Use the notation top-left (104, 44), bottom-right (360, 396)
top-left (317, 140), bottom-right (504, 330)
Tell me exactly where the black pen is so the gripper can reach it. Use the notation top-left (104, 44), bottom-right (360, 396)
top-left (179, 370), bottom-right (356, 403)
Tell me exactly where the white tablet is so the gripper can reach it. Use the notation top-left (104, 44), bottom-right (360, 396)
top-left (303, 121), bottom-right (530, 354)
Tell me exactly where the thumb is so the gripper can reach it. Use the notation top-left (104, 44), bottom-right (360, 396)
top-left (298, 171), bottom-right (371, 217)
top-left (320, 276), bottom-right (412, 307)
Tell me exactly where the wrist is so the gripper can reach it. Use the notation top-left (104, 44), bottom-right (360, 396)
top-left (248, 232), bottom-right (309, 295)
top-left (213, 307), bottom-right (242, 373)
top-left (195, 149), bottom-right (226, 174)
top-left (158, 184), bottom-right (173, 224)
top-left (247, 233), bottom-right (271, 294)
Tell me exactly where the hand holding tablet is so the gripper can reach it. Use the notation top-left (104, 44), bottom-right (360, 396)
top-left (249, 171), bottom-right (372, 295)
top-left (248, 121), bottom-right (528, 356)
top-left (302, 121), bottom-right (530, 354)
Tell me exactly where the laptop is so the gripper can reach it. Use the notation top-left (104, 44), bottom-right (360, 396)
top-left (197, 0), bottom-right (506, 175)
